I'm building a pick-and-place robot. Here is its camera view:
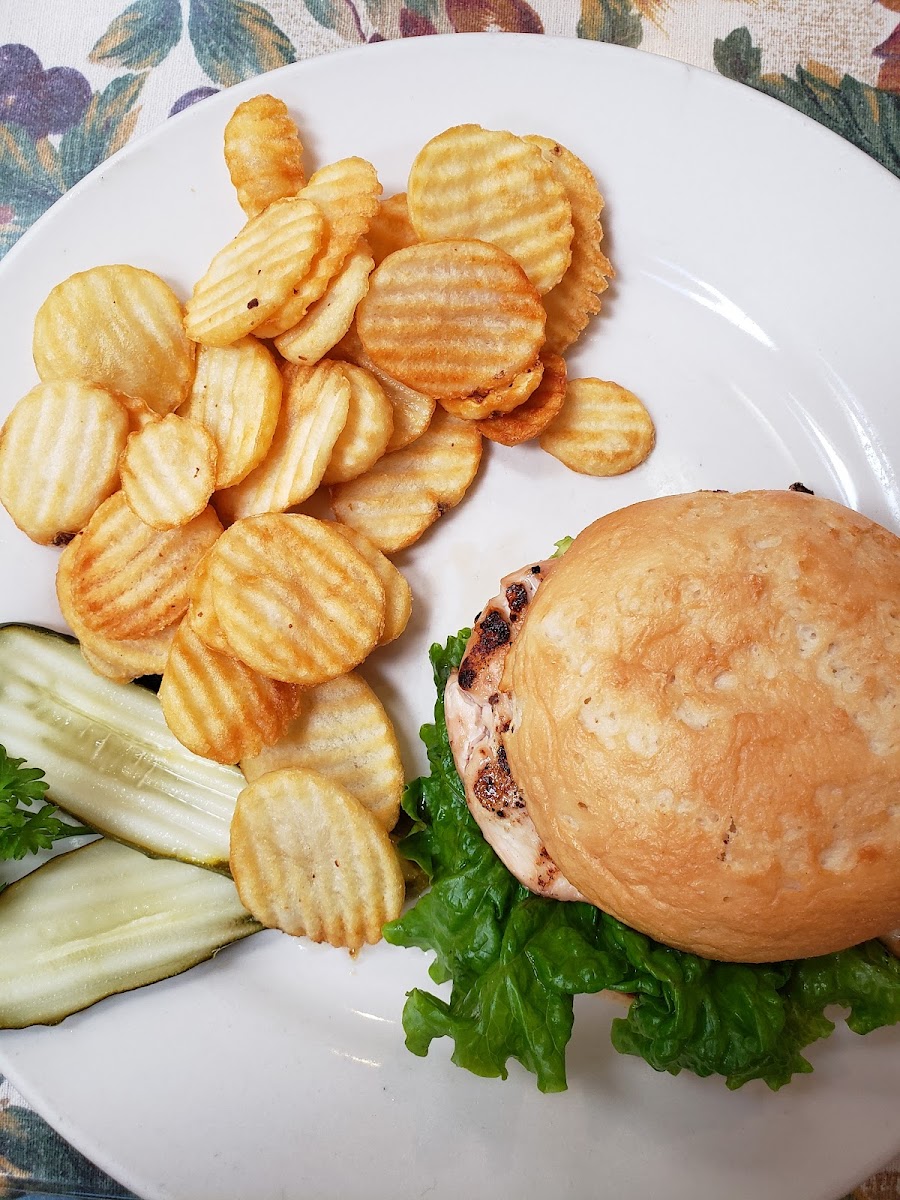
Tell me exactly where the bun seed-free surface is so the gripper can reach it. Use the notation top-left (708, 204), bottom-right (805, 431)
top-left (502, 490), bottom-right (900, 961)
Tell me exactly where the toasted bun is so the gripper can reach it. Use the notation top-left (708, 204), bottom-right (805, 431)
top-left (501, 490), bottom-right (900, 961)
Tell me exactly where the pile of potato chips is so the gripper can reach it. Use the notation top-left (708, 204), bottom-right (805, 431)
top-left (0, 95), bottom-right (655, 954)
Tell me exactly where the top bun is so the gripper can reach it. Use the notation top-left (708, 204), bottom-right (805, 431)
top-left (501, 490), bottom-right (900, 962)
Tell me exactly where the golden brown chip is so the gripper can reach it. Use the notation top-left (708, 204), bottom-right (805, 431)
top-left (321, 361), bottom-right (393, 486)
top-left (356, 240), bottom-right (545, 401)
top-left (187, 549), bottom-right (236, 657)
top-left (71, 492), bottom-right (222, 639)
top-left (118, 394), bottom-right (160, 434)
top-left (120, 414), bottom-right (218, 531)
top-left (224, 94), bottom-right (305, 219)
top-left (540, 378), bottom-right (655, 476)
top-left (229, 767), bottom-right (404, 948)
top-left (159, 619), bottom-right (301, 764)
top-left (407, 124), bottom-right (573, 295)
top-left (274, 240), bottom-right (374, 365)
top-left (331, 323), bottom-right (434, 451)
top-left (330, 407), bottom-right (482, 554)
top-left (253, 158), bottom-right (382, 338)
top-left (178, 338), bottom-right (281, 489)
top-left (476, 352), bottom-right (568, 446)
top-left (213, 360), bottom-right (350, 524)
top-left (0, 381), bottom-right (128, 545)
top-left (327, 522), bottom-right (411, 646)
top-left (184, 196), bottom-right (325, 346)
top-left (241, 671), bottom-right (404, 830)
top-left (207, 512), bottom-right (385, 685)
top-left (525, 135), bottom-right (613, 354)
top-left (439, 358), bottom-right (544, 421)
top-left (56, 536), bottom-right (177, 682)
top-left (366, 193), bottom-right (418, 265)
top-left (33, 265), bottom-right (195, 415)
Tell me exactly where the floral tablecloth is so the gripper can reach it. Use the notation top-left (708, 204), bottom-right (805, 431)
top-left (1, 2), bottom-right (899, 1198)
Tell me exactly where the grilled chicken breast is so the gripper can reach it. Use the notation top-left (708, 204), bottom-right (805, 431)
top-left (444, 560), bottom-right (584, 902)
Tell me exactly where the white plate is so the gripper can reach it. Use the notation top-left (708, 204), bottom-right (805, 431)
top-left (1, 33), bottom-right (899, 1200)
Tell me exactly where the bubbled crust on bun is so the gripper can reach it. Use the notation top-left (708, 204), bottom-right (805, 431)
top-left (501, 490), bottom-right (900, 962)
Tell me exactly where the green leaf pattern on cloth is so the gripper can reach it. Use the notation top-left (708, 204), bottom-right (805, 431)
top-left (188, 0), bottom-right (296, 86)
top-left (715, 27), bottom-right (900, 178)
top-left (577, 0), bottom-right (643, 48)
top-left (89, 0), bottom-right (183, 70)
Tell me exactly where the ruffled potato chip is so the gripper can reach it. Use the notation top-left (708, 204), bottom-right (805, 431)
top-left (328, 522), bottom-right (412, 646)
top-left (224, 94), bottom-right (305, 219)
top-left (213, 360), bottom-right (350, 524)
top-left (476, 352), bottom-right (568, 446)
top-left (540, 378), bottom-right (655, 476)
top-left (356, 240), bottom-right (545, 401)
top-left (70, 492), bottom-right (222, 640)
top-left (186, 549), bottom-right (236, 657)
top-left (229, 767), bottom-right (404, 948)
top-left (439, 358), bottom-right (544, 422)
top-left (184, 196), bottom-right (325, 346)
top-left (56, 536), bottom-right (177, 683)
top-left (207, 512), bottom-right (385, 685)
top-left (332, 323), bottom-right (434, 451)
top-left (253, 158), bottom-right (381, 338)
top-left (321, 361), bottom-right (393, 486)
top-left (525, 135), bottom-right (613, 354)
top-left (0, 381), bottom-right (128, 545)
top-left (407, 124), bottom-right (573, 294)
top-left (33, 265), bottom-right (195, 415)
top-left (241, 671), bottom-right (404, 830)
top-left (120, 414), bottom-right (218, 531)
top-left (274, 240), bottom-right (374, 365)
top-left (366, 193), bottom-right (418, 265)
top-left (330, 407), bottom-right (482, 554)
top-left (178, 338), bottom-right (281, 489)
top-left (160, 619), bottom-right (301, 764)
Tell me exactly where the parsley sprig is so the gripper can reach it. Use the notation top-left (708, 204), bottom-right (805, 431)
top-left (0, 745), bottom-right (92, 860)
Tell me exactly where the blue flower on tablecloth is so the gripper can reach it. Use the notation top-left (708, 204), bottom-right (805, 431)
top-left (90, 0), bottom-right (296, 85)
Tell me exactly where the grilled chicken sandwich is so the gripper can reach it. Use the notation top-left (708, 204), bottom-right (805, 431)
top-left (445, 489), bottom-right (900, 963)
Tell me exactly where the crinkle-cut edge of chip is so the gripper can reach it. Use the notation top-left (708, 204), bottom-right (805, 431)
top-left (355, 239), bottom-right (546, 402)
top-left (160, 618), bottom-right (302, 764)
top-left (70, 493), bottom-right (223, 640)
top-left (438, 357), bottom-right (544, 421)
top-left (229, 766), bottom-right (404, 948)
top-left (326, 520), bottom-right (411, 644)
top-left (406, 125), bottom-right (574, 295)
top-left (476, 352), bottom-right (568, 446)
top-left (120, 415), bottom-right (219, 532)
top-left (183, 196), bottom-right (327, 347)
top-left (539, 378), bottom-right (656, 477)
top-left (525, 133), bottom-right (614, 354)
top-left (206, 510), bottom-right (386, 685)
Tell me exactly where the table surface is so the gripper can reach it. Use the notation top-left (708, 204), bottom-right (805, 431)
top-left (1, 2), bottom-right (899, 1198)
